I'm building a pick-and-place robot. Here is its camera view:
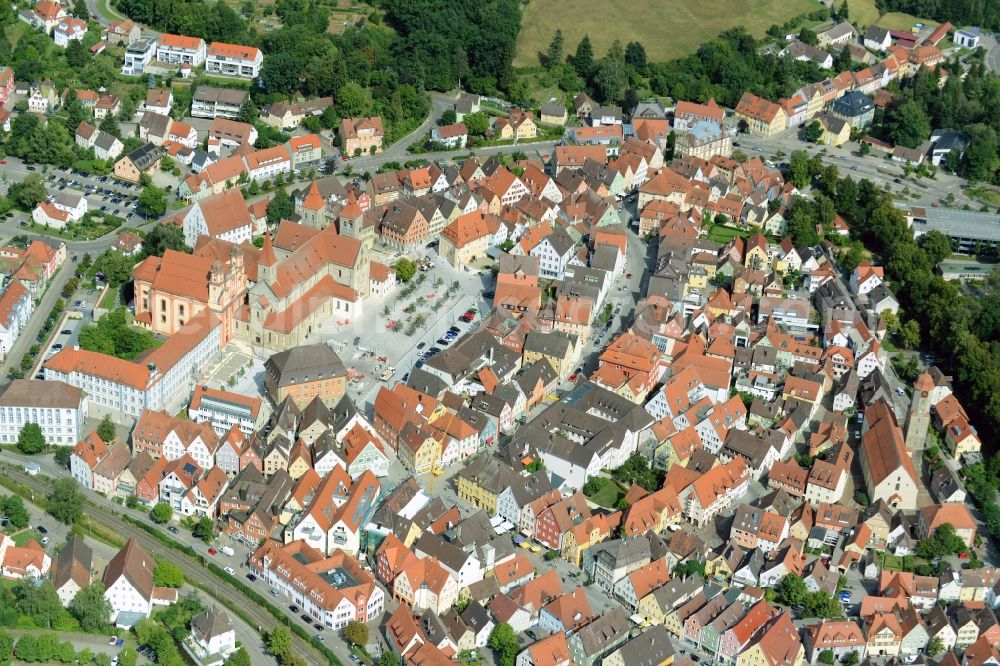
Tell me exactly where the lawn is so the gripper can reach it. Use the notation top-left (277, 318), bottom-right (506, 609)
top-left (583, 477), bottom-right (625, 508)
top-left (875, 12), bottom-right (938, 31)
top-left (515, 0), bottom-right (817, 67)
top-left (706, 223), bottom-right (751, 244)
top-left (98, 285), bottom-right (118, 310)
top-left (846, 0), bottom-right (881, 27)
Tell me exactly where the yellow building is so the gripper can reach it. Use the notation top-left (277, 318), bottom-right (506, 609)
top-left (455, 455), bottom-right (516, 514)
top-left (743, 234), bottom-right (770, 272)
top-left (735, 92), bottom-right (787, 137)
top-left (398, 423), bottom-right (442, 474)
top-left (440, 212), bottom-right (495, 269)
top-left (523, 331), bottom-right (577, 379)
top-left (818, 114), bottom-right (851, 146)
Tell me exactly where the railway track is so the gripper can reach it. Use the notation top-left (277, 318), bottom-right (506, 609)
top-left (7, 468), bottom-right (328, 666)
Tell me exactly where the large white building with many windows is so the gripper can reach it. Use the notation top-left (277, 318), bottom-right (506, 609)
top-left (0, 379), bottom-right (87, 446)
top-left (44, 314), bottom-right (222, 418)
top-left (188, 384), bottom-right (264, 435)
top-left (248, 540), bottom-right (384, 630)
top-left (205, 42), bottom-right (262, 79)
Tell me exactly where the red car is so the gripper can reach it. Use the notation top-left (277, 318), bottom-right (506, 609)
top-left (208, 547), bottom-right (217, 555)
top-left (569, 373), bottom-right (578, 382)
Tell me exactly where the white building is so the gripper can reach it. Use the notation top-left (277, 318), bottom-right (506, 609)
top-left (103, 538), bottom-right (177, 626)
top-left (431, 123), bottom-right (469, 149)
top-left (181, 188), bottom-right (253, 247)
top-left (187, 608), bottom-right (237, 665)
top-left (0, 379), bottom-right (87, 446)
top-left (52, 536), bottom-right (92, 608)
top-left (244, 145), bottom-right (292, 183)
top-left (156, 33), bottom-right (206, 67)
top-left (188, 384), bottom-right (263, 436)
top-left (0, 281), bottom-right (33, 361)
top-left (53, 17), bottom-right (87, 47)
top-left (955, 28), bottom-right (980, 49)
top-left (205, 42), bottom-right (263, 79)
top-left (122, 37), bottom-right (156, 76)
top-left (44, 314), bottom-right (222, 418)
top-left (249, 540), bottom-right (384, 630)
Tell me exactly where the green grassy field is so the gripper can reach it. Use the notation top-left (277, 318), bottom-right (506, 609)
top-left (875, 11), bottom-right (939, 31)
top-left (706, 223), bottom-right (751, 244)
top-left (846, 0), bottom-right (881, 27)
top-left (515, 0), bottom-right (818, 67)
top-left (584, 477), bottom-right (625, 508)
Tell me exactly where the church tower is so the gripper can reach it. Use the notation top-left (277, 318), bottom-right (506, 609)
top-left (904, 370), bottom-right (934, 449)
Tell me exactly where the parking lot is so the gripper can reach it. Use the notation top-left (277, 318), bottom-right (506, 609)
top-left (51, 171), bottom-right (143, 222)
top-left (305, 245), bottom-right (493, 411)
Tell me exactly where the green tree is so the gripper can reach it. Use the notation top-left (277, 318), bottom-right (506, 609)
top-left (228, 647), bottom-right (252, 666)
top-left (138, 185), bottom-right (169, 218)
top-left (337, 81), bottom-right (367, 118)
top-left (66, 39), bottom-right (89, 68)
top-left (343, 620), bottom-right (368, 647)
top-left (150, 502), bottom-right (173, 524)
top-left (926, 637), bottom-right (944, 657)
top-left (833, 44), bottom-right (852, 72)
top-left (153, 561), bottom-right (185, 588)
top-left (818, 650), bottom-right (835, 664)
top-left (17, 422), bottom-right (46, 454)
top-left (0, 630), bottom-right (12, 663)
top-left (803, 120), bottom-right (824, 143)
top-left (789, 150), bottom-right (814, 189)
top-left (778, 573), bottom-right (808, 607)
top-left (439, 108), bottom-right (457, 126)
top-left (842, 651), bottom-right (860, 666)
top-left (799, 27), bottom-right (818, 45)
top-left (267, 189), bottom-right (294, 226)
top-left (571, 34), bottom-right (595, 79)
top-left (70, 581), bottom-right (112, 631)
top-left (267, 625), bottom-right (293, 661)
top-left (888, 101), bottom-right (931, 149)
top-left (542, 29), bottom-right (564, 69)
top-left (90, 250), bottom-right (135, 287)
top-left (2, 495), bottom-right (29, 529)
top-left (624, 41), bottom-right (647, 74)
top-left (488, 623), bottom-right (519, 666)
top-left (8, 174), bottom-right (48, 211)
top-left (15, 579), bottom-right (62, 628)
top-left (463, 112), bottom-right (489, 136)
top-left (97, 414), bottom-right (117, 442)
top-left (99, 113), bottom-right (121, 139)
top-left (395, 258), bottom-right (417, 283)
top-left (592, 58), bottom-right (627, 104)
top-left (62, 89), bottom-right (86, 131)
top-left (192, 516), bottom-right (214, 542)
top-left (918, 229), bottom-right (953, 265)
top-left (48, 478), bottom-right (84, 524)
top-left (142, 223), bottom-right (189, 258)
top-left (378, 653), bottom-right (401, 666)
top-left (238, 97), bottom-right (259, 125)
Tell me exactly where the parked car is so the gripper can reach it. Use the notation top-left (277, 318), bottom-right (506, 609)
top-left (224, 567), bottom-right (236, 576)
top-left (289, 605), bottom-right (300, 613)
top-left (208, 547), bottom-right (217, 555)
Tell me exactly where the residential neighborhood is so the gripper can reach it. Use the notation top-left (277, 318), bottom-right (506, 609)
top-left (0, 1), bottom-right (999, 666)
